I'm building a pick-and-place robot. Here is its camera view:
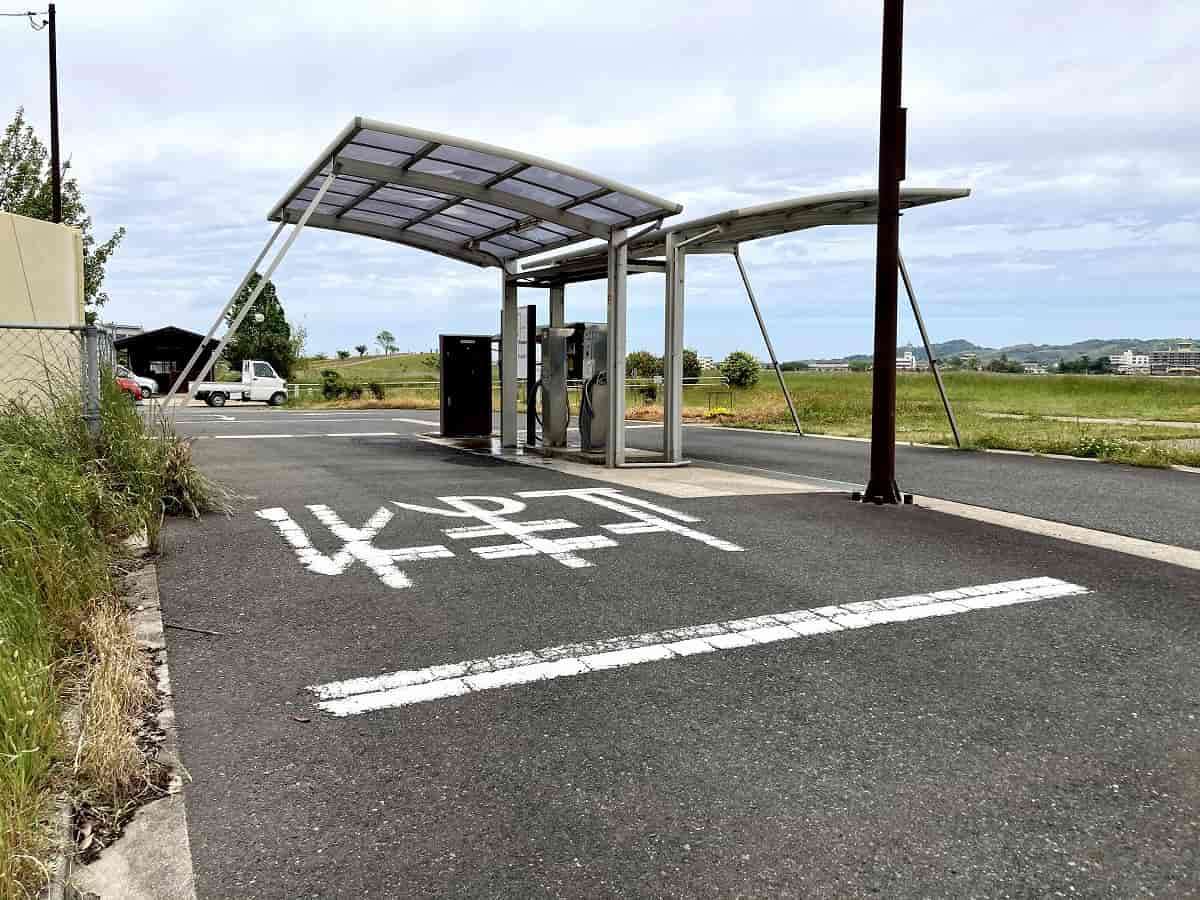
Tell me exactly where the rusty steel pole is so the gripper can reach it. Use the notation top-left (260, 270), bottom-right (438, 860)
top-left (863, 0), bottom-right (906, 504)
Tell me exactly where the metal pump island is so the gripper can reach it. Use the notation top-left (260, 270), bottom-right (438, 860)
top-left (177, 116), bottom-right (970, 474)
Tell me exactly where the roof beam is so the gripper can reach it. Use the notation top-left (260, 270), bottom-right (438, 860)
top-left (281, 209), bottom-right (500, 267)
top-left (333, 157), bottom-right (611, 240)
top-left (333, 140), bottom-right (439, 219)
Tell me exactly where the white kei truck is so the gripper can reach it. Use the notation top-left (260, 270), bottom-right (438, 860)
top-left (191, 359), bottom-right (288, 407)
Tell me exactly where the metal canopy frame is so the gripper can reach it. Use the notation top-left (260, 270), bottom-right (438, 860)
top-left (171, 118), bottom-right (682, 468)
top-left (516, 187), bottom-right (970, 462)
top-left (268, 118), bottom-right (681, 269)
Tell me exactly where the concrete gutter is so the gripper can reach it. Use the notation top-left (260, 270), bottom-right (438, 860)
top-left (66, 544), bottom-right (198, 900)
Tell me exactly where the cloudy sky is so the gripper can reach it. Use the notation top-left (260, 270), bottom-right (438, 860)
top-left (5, 1), bottom-right (1196, 359)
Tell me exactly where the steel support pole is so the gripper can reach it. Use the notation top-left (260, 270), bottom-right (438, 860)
top-left (500, 264), bottom-right (519, 447)
top-left (733, 247), bottom-right (803, 436)
top-left (160, 221), bottom-right (286, 409)
top-left (898, 252), bottom-right (961, 448)
top-left (525, 303), bottom-right (537, 446)
top-left (662, 232), bottom-right (684, 461)
top-left (182, 171), bottom-right (336, 408)
top-left (864, 0), bottom-right (906, 504)
top-left (47, 4), bottom-right (61, 224)
top-left (83, 323), bottom-right (100, 437)
top-left (549, 284), bottom-right (565, 328)
top-left (606, 228), bottom-right (628, 467)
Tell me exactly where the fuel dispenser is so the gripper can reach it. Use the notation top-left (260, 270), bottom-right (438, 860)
top-left (537, 322), bottom-right (608, 451)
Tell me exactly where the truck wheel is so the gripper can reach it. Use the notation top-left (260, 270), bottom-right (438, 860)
top-left (269, 392), bottom-right (286, 406)
top-left (208, 392), bottom-right (227, 407)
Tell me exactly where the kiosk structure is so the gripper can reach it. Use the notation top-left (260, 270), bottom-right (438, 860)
top-left (174, 116), bottom-right (969, 473)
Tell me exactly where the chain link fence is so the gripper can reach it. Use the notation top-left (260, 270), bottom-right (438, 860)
top-left (0, 322), bottom-right (117, 433)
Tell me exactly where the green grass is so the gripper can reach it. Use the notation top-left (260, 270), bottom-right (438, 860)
top-left (292, 352), bottom-right (440, 384)
top-left (0, 379), bottom-right (226, 898)
top-left (640, 371), bottom-right (1200, 468)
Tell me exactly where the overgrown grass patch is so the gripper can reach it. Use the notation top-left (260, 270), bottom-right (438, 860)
top-left (0, 379), bottom-right (225, 898)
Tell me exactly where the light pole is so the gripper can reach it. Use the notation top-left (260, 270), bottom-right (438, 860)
top-left (4, 6), bottom-right (61, 221)
top-left (47, 3), bottom-right (61, 223)
top-left (863, 0), bottom-right (906, 504)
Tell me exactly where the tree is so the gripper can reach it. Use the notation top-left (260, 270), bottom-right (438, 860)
top-left (376, 330), bottom-right (396, 355)
top-left (720, 350), bottom-right (761, 388)
top-left (224, 273), bottom-right (297, 377)
top-left (0, 107), bottom-right (125, 308)
top-left (355, 344), bottom-right (368, 357)
top-left (985, 353), bottom-right (1024, 374)
top-left (682, 348), bottom-right (701, 380)
top-left (337, 349), bottom-right (351, 360)
top-left (626, 350), bottom-right (663, 378)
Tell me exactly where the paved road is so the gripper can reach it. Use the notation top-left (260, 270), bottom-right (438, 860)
top-left (159, 409), bottom-right (1200, 898)
top-left (175, 407), bottom-right (1200, 549)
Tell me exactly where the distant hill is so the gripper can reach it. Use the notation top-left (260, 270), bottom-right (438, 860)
top-left (799, 337), bottom-right (1190, 367)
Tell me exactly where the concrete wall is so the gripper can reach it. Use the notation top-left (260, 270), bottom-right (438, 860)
top-left (0, 212), bottom-right (87, 402)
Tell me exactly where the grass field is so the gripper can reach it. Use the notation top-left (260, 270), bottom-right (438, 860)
top-left (653, 371), bottom-right (1200, 467)
top-left (289, 355), bottom-right (1200, 467)
top-left (292, 352), bottom-right (439, 384)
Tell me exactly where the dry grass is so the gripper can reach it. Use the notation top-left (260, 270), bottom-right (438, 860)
top-left (74, 597), bottom-right (155, 807)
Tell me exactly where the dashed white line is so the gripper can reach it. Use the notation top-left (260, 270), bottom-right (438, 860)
top-left (311, 576), bottom-right (1089, 716)
top-left (205, 432), bottom-right (401, 440)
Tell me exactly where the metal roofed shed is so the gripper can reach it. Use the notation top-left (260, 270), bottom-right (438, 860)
top-left (518, 187), bottom-right (971, 462)
top-left (267, 118), bottom-right (681, 268)
top-left (168, 118), bottom-right (681, 470)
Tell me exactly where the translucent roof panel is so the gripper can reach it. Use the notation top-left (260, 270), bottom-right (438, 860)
top-left (268, 117), bottom-right (682, 268)
top-left (518, 188), bottom-right (971, 286)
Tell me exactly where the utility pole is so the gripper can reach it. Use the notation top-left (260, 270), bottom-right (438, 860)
top-left (48, 3), bottom-right (62, 223)
top-left (863, 0), bottom-right (906, 504)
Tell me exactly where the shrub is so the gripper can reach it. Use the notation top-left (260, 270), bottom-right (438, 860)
top-left (368, 381), bottom-right (386, 400)
top-left (336, 349), bottom-right (351, 360)
top-left (720, 350), bottom-right (761, 388)
top-left (321, 369), bottom-right (344, 399)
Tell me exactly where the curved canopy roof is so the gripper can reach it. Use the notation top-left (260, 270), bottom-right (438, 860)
top-left (269, 118), bottom-right (682, 268)
top-left (518, 187), bottom-right (970, 286)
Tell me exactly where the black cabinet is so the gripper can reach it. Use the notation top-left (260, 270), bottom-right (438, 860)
top-left (439, 335), bottom-right (493, 437)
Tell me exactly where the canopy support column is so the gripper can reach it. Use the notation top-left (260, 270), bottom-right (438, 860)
top-left (500, 263), bottom-right (519, 447)
top-left (549, 284), bottom-right (565, 328)
top-left (662, 232), bottom-right (685, 462)
top-left (605, 228), bottom-right (628, 467)
top-left (159, 220), bottom-right (286, 413)
top-left (733, 246), bottom-right (803, 436)
top-left (899, 252), bottom-right (960, 448)
top-left (182, 169), bottom-right (337, 410)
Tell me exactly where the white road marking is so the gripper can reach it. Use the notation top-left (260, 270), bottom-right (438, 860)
top-left (392, 417), bottom-right (440, 426)
top-left (518, 487), bottom-right (743, 552)
top-left (394, 496), bottom-right (610, 569)
top-left (259, 490), bottom-right (742, 586)
top-left (916, 496), bottom-right (1200, 572)
top-left (205, 432), bottom-right (400, 440)
top-left (254, 506), bottom-right (454, 588)
top-left (311, 576), bottom-right (1090, 715)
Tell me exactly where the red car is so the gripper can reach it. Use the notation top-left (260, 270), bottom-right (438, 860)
top-left (115, 375), bottom-right (142, 402)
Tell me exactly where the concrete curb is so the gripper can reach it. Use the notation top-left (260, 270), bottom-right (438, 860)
top-left (68, 543), bottom-right (198, 900)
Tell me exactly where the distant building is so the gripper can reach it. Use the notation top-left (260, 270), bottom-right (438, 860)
top-left (697, 355), bottom-right (718, 370)
top-left (115, 326), bottom-right (219, 393)
top-left (1021, 361), bottom-right (1048, 375)
top-left (809, 361), bottom-right (850, 372)
top-left (1150, 341), bottom-right (1199, 376)
top-left (896, 350), bottom-right (917, 371)
top-left (1108, 349), bottom-right (1150, 374)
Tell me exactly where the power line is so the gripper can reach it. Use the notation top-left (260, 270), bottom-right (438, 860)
top-left (0, 10), bottom-right (47, 29)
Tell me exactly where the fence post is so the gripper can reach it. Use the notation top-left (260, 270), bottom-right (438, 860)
top-left (83, 324), bottom-right (101, 437)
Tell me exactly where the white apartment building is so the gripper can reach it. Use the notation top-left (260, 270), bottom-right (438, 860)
top-left (1108, 349), bottom-right (1150, 374)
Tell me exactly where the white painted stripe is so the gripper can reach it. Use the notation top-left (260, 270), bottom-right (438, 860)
top-left (917, 496), bottom-right (1200, 572)
top-left (392, 417), bottom-right (440, 425)
top-left (206, 431), bottom-right (400, 440)
top-left (311, 576), bottom-right (1089, 716)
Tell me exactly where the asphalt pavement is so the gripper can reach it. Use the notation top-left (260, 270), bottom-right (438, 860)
top-left (156, 407), bottom-right (1200, 898)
